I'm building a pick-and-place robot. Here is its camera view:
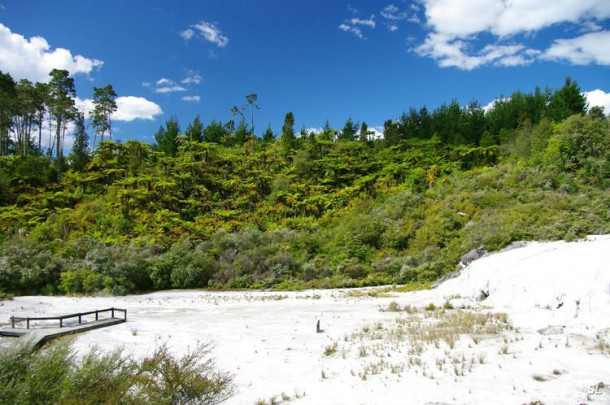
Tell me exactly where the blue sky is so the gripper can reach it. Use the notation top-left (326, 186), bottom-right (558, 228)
top-left (1, 0), bottom-right (609, 146)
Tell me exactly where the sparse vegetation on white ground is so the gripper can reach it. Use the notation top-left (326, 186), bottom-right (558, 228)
top-left (1, 236), bottom-right (609, 404)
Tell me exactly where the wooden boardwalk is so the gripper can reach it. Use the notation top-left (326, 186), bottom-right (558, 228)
top-left (0, 308), bottom-right (127, 350)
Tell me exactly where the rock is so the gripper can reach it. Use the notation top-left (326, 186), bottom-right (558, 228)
top-left (432, 271), bottom-right (459, 289)
top-left (460, 246), bottom-right (487, 267)
top-left (537, 325), bottom-right (565, 335)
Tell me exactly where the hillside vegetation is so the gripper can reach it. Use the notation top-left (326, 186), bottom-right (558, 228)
top-left (0, 73), bottom-right (608, 295)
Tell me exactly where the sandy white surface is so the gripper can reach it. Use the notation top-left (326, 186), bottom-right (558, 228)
top-left (1, 236), bottom-right (610, 404)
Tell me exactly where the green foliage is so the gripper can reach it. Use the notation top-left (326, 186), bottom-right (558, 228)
top-left (155, 116), bottom-right (181, 156)
top-left (547, 76), bottom-right (587, 122)
top-left (0, 340), bottom-right (234, 405)
top-left (0, 76), bottom-right (608, 295)
top-left (186, 114), bottom-right (205, 143)
top-left (204, 119), bottom-right (226, 143)
top-left (69, 111), bottom-right (90, 171)
top-left (91, 84), bottom-right (118, 142)
top-left (280, 111), bottom-right (296, 151)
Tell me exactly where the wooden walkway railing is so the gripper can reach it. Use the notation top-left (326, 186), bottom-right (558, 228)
top-left (10, 307), bottom-right (127, 329)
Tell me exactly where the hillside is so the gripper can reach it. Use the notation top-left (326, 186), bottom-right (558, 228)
top-left (0, 77), bottom-right (609, 296)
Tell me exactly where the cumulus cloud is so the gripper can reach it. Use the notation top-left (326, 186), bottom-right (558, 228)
top-left (415, 34), bottom-right (536, 70)
top-left (0, 23), bottom-right (103, 82)
top-left (75, 96), bottom-right (162, 121)
top-left (422, 0), bottom-right (610, 38)
top-left (182, 21), bottom-right (229, 48)
top-left (181, 95), bottom-right (200, 102)
top-left (414, 0), bottom-right (610, 69)
top-left (584, 89), bottom-right (610, 113)
top-left (543, 31), bottom-right (610, 65)
top-left (74, 97), bottom-right (95, 116)
top-left (113, 96), bottom-right (163, 121)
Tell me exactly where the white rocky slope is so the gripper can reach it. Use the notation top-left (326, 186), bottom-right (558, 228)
top-left (1, 236), bottom-right (609, 404)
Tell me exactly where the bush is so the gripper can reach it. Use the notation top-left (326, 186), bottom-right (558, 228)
top-left (0, 340), bottom-right (234, 405)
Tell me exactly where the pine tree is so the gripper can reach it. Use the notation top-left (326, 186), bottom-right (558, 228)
top-left (262, 123), bottom-right (275, 143)
top-left (359, 121), bottom-right (369, 142)
top-left (548, 77), bottom-right (587, 122)
top-left (383, 119), bottom-right (401, 145)
top-left (155, 116), bottom-right (180, 156)
top-left (47, 69), bottom-right (76, 174)
top-left (203, 120), bottom-right (225, 143)
top-left (280, 112), bottom-right (296, 151)
top-left (0, 71), bottom-right (16, 156)
top-left (70, 111), bottom-right (90, 171)
top-left (234, 119), bottom-right (248, 144)
top-left (91, 84), bottom-right (117, 143)
top-left (339, 117), bottom-right (358, 141)
top-left (186, 115), bottom-right (204, 142)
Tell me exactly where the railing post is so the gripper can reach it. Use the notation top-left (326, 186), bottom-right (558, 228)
top-left (11, 316), bottom-right (14, 329)
top-left (124, 309), bottom-right (127, 321)
top-left (79, 314), bottom-right (82, 324)
top-left (111, 308), bottom-right (115, 318)
top-left (60, 318), bottom-right (63, 328)
top-left (96, 310), bottom-right (99, 321)
top-left (26, 319), bottom-right (30, 329)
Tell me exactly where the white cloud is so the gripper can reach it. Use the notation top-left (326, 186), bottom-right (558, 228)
top-left (184, 21), bottom-right (229, 48)
top-left (182, 70), bottom-right (202, 84)
top-left (584, 89), bottom-right (610, 113)
top-left (381, 5), bottom-right (408, 21)
top-left (422, 0), bottom-right (610, 38)
top-left (180, 28), bottom-right (195, 40)
top-left (338, 23), bottom-right (365, 39)
top-left (339, 15), bottom-right (376, 40)
top-left (74, 97), bottom-right (95, 116)
top-left (75, 96), bottom-right (162, 122)
top-left (146, 78), bottom-right (186, 93)
top-left (415, 33), bottom-right (536, 70)
top-left (369, 126), bottom-right (384, 140)
top-left (579, 21), bottom-right (603, 33)
top-left (543, 31), bottom-right (610, 65)
top-left (0, 23), bottom-right (103, 83)
top-left (114, 97), bottom-right (163, 121)
top-left (156, 85), bottom-right (186, 94)
top-left (181, 95), bottom-right (200, 102)
top-left (414, 0), bottom-right (610, 69)
top-left (350, 16), bottom-right (376, 28)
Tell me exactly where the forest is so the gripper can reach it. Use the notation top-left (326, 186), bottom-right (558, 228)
top-left (0, 70), bottom-right (609, 296)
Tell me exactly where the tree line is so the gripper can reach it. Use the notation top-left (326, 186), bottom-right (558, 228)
top-left (0, 72), bottom-right (608, 295)
top-left (0, 69), bottom-right (117, 175)
top-left (1, 69), bottom-right (597, 166)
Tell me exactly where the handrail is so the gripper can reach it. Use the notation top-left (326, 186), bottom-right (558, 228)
top-left (10, 307), bottom-right (127, 329)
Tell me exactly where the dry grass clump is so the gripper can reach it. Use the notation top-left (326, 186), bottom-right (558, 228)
top-left (329, 308), bottom-right (512, 381)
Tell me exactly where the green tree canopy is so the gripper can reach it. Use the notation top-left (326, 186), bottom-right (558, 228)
top-left (91, 84), bottom-right (118, 144)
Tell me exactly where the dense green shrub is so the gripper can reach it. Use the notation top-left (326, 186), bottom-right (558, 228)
top-left (0, 340), bottom-right (234, 404)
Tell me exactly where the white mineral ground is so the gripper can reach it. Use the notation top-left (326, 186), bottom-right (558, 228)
top-left (1, 236), bottom-right (609, 404)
